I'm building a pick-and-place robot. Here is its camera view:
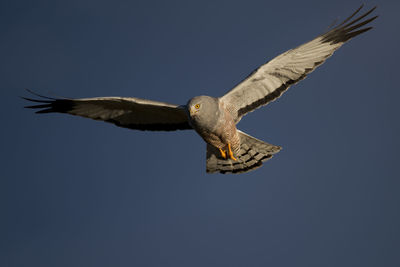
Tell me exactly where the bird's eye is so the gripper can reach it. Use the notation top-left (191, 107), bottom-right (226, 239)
top-left (195, 104), bottom-right (200, 109)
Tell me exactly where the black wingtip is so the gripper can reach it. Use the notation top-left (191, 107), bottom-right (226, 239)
top-left (321, 5), bottom-right (378, 44)
top-left (337, 4), bottom-right (364, 27)
top-left (21, 96), bottom-right (52, 104)
top-left (22, 89), bottom-right (74, 114)
top-left (24, 88), bottom-right (57, 100)
top-left (22, 90), bottom-right (54, 111)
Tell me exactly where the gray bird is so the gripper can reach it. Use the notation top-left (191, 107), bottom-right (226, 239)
top-left (24, 5), bottom-right (377, 174)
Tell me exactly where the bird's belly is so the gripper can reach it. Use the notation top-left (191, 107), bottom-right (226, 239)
top-left (194, 124), bottom-right (240, 154)
top-left (196, 128), bottom-right (225, 149)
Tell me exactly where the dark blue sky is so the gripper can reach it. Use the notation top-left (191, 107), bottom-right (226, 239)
top-left (2, 0), bottom-right (399, 266)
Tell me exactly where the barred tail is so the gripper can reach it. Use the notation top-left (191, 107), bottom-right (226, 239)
top-left (206, 130), bottom-right (281, 174)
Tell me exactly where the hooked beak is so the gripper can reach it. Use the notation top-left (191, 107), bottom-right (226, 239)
top-left (189, 106), bottom-right (198, 116)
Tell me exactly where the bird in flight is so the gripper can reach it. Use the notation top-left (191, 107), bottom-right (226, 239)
top-left (24, 5), bottom-right (377, 174)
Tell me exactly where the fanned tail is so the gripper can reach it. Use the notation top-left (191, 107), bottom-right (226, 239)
top-left (206, 130), bottom-right (281, 174)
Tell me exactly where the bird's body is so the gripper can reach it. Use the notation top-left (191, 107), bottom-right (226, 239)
top-left (23, 5), bottom-right (377, 174)
top-left (187, 96), bottom-right (240, 157)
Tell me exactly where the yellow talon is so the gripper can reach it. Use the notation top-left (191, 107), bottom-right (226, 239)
top-left (219, 148), bottom-right (227, 159)
top-left (227, 143), bottom-right (237, 161)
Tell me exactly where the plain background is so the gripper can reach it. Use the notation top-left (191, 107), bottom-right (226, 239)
top-left (1, 0), bottom-right (399, 266)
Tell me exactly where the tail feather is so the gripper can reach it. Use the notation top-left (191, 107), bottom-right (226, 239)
top-left (206, 130), bottom-right (281, 174)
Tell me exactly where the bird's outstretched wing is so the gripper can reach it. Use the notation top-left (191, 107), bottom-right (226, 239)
top-left (221, 5), bottom-right (377, 121)
top-left (23, 90), bottom-right (191, 131)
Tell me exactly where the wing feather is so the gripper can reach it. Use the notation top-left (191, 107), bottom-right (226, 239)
top-left (23, 90), bottom-right (191, 131)
top-left (221, 5), bottom-right (377, 121)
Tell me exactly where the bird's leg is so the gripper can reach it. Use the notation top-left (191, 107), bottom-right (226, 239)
top-left (227, 143), bottom-right (237, 161)
top-left (219, 148), bottom-right (227, 159)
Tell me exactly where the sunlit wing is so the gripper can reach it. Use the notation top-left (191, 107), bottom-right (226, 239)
top-left (23, 90), bottom-right (192, 131)
top-left (221, 5), bottom-right (377, 121)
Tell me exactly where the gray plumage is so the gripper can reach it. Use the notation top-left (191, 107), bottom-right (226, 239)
top-left (23, 5), bottom-right (377, 174)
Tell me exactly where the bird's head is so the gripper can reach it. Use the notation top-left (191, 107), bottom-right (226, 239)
top-left (187, 96), bottom-right (217, 116)
top-left (186, 96), bottom-right (220, 127)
